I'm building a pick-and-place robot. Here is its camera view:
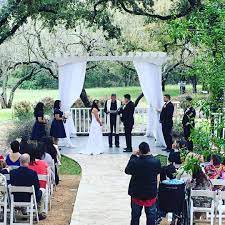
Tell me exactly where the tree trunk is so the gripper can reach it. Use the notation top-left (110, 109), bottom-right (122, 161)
top-left (162, 80), bottom-right (166, 92)
top-left (6, 68), bottom-right (38, 108)
top-left (0, 94), bottom-right (7, 109)
top-left (134, 93), bottom-right (144, 107)
top-left (0, 73), bottom-right (8, 109)
top-left (80, 88), bottom-right (91, 107)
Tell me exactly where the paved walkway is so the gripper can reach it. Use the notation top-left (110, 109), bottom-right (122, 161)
top-left (62, 136), bottom-right (167, 225)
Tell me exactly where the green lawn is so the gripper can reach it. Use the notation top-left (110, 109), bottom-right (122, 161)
top-left (60, 155), bottom-right (81, 175)
top-left (0, 85), bottom-right (202, 121)
top-left (0, 109), bottom-right (13, 121)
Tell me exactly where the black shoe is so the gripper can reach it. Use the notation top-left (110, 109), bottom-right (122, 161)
top-left (123, 148), bottom-right (132, 152)
top-left (115, 145), bottom-right (120, 148)
top-left (109, 145), bottom-right (112, 148)
top-left (38, 213), bottom-right (46, 221)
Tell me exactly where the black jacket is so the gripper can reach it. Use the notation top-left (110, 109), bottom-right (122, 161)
top-left (121, 101), bottom-right (135, 126)
top-left (125, 154), bottom-right (161, 200)
top-left (182, 107), bottom-right (196, 127)
top-left (160, 102), bottom-right (174, 125)
top-left (10, 166), bottom-right (42, 202)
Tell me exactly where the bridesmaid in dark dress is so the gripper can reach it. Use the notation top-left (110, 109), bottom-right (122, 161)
top-left (50, 100), bottom-right (66, 145)
top-left (31, 102), bottom-right (47, 141)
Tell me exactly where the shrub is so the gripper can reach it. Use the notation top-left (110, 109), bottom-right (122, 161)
top-left (40, 97), bottom-right (54, 115)
top-left (13, 101), bottom-right (33, 120)
top-left (7, 120), bottom-right (33, 144)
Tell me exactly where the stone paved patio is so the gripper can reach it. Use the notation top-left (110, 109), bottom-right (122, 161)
top-left (62, 136), bottom-right (168, 225)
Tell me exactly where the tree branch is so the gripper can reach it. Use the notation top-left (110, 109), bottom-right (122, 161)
top-left (118, 0), bottom-right (200, 20)
top-left (134, 93), bottom-right (144, 107)
top-left (0, 15), bottom-right (28, 45)
top-left (8, 61), bottom-right (58, 79)
top-left (7, 68), bottom-right (41, 107)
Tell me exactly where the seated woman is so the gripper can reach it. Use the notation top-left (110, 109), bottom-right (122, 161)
top-left (187, 166), bottom-right (212, 219)
top-left (205, 154), bottom-right (225, 179)
top-left (6, 141), bottom-right (21, 167)
top-left (41, 137), bottom-right (61, 185)
top-left (0, 161), bottom-right (9, 174)
top-left (37, 141), bottom-right (55, 183)
top-left (19, 135), bottom-right (30, 154)
top-left (28, 144), bottom-right (48, 189)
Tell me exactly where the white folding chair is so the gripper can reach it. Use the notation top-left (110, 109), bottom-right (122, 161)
top-left (3, 174), bottom-right (10, 183)
top-left (218, 191), bottom-right (225, 225)
top-left (8, 185), bottom-right (39, 225)
top-left (9, 166), bottom-right (19, 171)
top-left (0, 185), bottom-right (8, 225)
top-left (38, 174), bottom-right (49, 214)
top-left (211, 179), bottom-right (225, 187)
top-left (190, 190), bottom-right (216, 225)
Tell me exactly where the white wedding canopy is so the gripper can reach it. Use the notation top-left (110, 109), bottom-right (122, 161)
top-left (56, 52), bottom-right (168, 147)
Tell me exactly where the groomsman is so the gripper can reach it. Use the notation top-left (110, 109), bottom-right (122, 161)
top-left (104, 94), bottom-right (121, 148)
top-left (182, 96), bottom-right (196, 150)
top-left (160, 94), bottom-right (174, 152)
top-left (121, 94), bottom-right (135, 152)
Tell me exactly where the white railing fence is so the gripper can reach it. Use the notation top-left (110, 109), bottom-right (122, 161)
top-left (71, 102), bottom-right (182, 135)
top-left (211, 112), bottom-right (225, 138)
top-left (71, 107), bottom-right (148, 135)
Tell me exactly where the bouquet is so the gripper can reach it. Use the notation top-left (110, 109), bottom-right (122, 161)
top-left (64, 111), bottom-right (71, 119)
top-left (44, 115), bottom-right (50, 121)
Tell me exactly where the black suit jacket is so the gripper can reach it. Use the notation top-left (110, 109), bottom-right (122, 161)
top-left (182, 107), bottom-right (196, 127)
top-left (160, 102), bottom-right (174, 126)
top-left (121, 101), bottom-right (135, 127)
top-left (10, 166), bottom-right (42, 202)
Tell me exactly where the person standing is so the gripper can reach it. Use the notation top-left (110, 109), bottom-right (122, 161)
top-left (31, 102), bottom-right (47, 141)
top-left (50, 100), bottom-right (67, 145)
top-left (160, 94), bottom-right (174, 152)
top-left (121, 94), bottom-right (135, 152)
top-left (182, 96), bottom-right (196, 150)
top-left (80, 100), bottom-right (104, 155)
top-left (125, 142), bottom-right (161, 225)
top-left (104, 94), bottom-right (121, 148)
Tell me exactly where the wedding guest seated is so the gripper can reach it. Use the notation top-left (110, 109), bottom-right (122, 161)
top-left (6, 141), bottom-right (21, 167)
top-left (37, 141), bottom-right (55, 183)
top-left (28, 144), bottom-right (48, 189)
top-left (0, 161), bottom-right (9, 175)
top-left (205, 154), bottom-right (225, 179)
top-left (10, 154), bottom-right (46, 220)
top-left (19, 135), bottom-right (30, 154)
top-left (187, 165), bottom-right (212, 220)
top-left (168, 140), bottom-right (182, 167)
top-left (41, 137), bottom-right (61, 185)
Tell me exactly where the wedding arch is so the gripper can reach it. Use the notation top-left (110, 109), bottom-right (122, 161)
top-left (55, 52), bottom-right (168, 147)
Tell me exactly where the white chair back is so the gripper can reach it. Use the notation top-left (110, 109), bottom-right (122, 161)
top-left (0, 185), bottom-right (8, 225)
top-left (211, 179), bottom-right (225, 186)
top-left (190, 190), bottom-right (216, 225)
top-left (8, 185), bottom-right (39, 225)
top-left (191, 190), bottom-right (216, 199)
top-left (3, 174), bottom-right (10, 182)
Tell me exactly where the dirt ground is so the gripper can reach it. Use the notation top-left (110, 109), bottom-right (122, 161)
top-left (40, 175), bottom-right (80, 225)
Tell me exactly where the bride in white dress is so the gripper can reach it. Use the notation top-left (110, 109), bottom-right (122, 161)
top-left (80, 100), bottom-right (104, 155)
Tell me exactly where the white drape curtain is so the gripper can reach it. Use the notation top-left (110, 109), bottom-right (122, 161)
top-left (59, 61), bottom-right (87, 145)
top-left (133, 61), bottom-right (166, 147)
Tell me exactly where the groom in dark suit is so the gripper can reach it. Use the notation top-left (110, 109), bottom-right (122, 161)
top-left (160, 94), bottom-right (174, 152)
top-left (121, 94), bottom-right (135, 152)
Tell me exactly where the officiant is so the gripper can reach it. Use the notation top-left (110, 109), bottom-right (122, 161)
top-left (104, 94), bottom-right (121, 148)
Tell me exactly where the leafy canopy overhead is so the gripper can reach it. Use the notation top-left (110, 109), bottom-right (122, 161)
top-left (167, 0), bottom-right (225, 107)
